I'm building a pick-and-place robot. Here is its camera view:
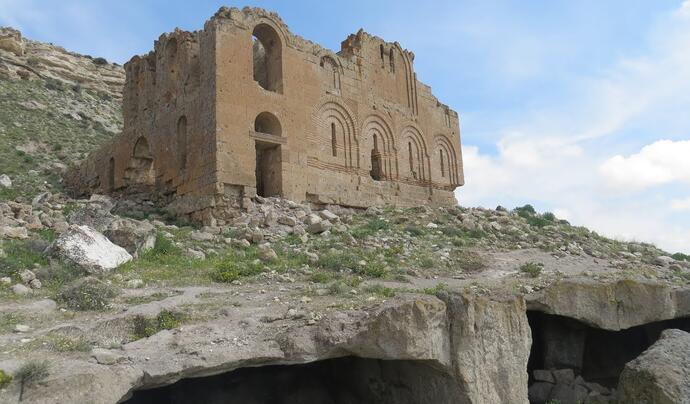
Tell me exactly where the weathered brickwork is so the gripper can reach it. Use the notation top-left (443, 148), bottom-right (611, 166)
top-left (67, 7), bottom-right (464, 224)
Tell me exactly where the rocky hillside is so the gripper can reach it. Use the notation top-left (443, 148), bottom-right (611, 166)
top-left (0, 27), bottom-right (123, 202)
top-left (1, 28), bottom-right (690, 404)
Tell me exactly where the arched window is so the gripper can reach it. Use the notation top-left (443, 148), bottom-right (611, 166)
top-left (320, 56), bottom-right (340, 91)
top-left (389, 48), bottom-right (395, 72)
top-left (440, 149), bottom-right (446, 177)
top-left (370, 134), bottom-right (383, 181)
top-left (331, 122), bottom-right (337, 157)
top-left (254, 112), bottom-right (282, 136)
top-left (379, 44), bottom-right (385, 66)
top-left (252, 24), bottom-right (283, 93)
top-left (408, 142), bottom-right (415, 179)
top-left (177, 116), bottom-right (187, 169)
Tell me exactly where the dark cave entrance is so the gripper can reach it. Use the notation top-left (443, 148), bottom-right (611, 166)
top-left (527, 311), bottom-right (690, 403)
top-left (121, 356), bottom-right (463, 404)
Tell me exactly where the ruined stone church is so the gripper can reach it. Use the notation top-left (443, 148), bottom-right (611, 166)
top-left (67, 7), bottom-right (464, 223)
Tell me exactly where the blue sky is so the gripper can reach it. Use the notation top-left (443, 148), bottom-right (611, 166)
top-left (2, 0), bottom-right (690, 252)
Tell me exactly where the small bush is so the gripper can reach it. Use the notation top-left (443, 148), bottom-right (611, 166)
top-left (363, 284), bottom-right (396, 298)
top-left (132, 310), bottom-right (184, 339)
top-left (404, 225), bottom-right (425, 237)
top-left (92, 57), bottom-right (108, 65)
top-left (213, 255), bottom-right (264, 283)
top-left (456, 251), bottom-right (486, 272)
top-left (514, 204), bottom-right (536, 218)
top-left (0, 369), bottom-right (12, 389)
top-left (542, 212), bottom-right (556, 222)
top-left (44, 335), bottom-right (91, 352)
top-left (58, 277), bottom-right (119, 311)
top-left (17, 360), bottom-right (49, 400)
top-left (672, 253), bottom-right (690, 262)
top-left (351, 218), bottom-right (391, 238)
top-left (327, 281), bottom-right (349, 295)
top-left (520, 262), bottom-right (543, 278)
top-left (423, 283), bottom-right (447, 295)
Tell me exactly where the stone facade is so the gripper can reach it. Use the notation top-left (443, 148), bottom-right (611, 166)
top-left (66, 7), bottom-right (464, 223)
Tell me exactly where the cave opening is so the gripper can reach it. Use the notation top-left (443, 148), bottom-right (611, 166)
top-left (527, 310), bottom-right (690, 403)
top-left (121, 356), bottom-right (463, 404)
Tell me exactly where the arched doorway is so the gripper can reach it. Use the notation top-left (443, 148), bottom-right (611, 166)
top-left (253, 112), bottom-right (282, 197)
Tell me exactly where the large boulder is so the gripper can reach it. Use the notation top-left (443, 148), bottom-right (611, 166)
top-left (617, 329), bottom-right (690, 404)
top-left (47, 225), bottom-right (132, 273)
top-left (103, 218), bottom-right (155, 257)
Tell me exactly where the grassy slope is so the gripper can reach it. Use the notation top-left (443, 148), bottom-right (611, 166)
top-left (0, 77), bottom-right (121, 201)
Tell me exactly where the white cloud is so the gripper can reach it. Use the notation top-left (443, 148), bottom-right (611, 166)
top-left (456, 1), bottom-right (690, 253)
top-left (599, 140), bottom-right (690, 192)
top-left (671, 197), bottom-right (690, 211)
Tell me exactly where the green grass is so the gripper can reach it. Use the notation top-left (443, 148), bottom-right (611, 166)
top-left (132, 309), bottom-right (185, 339)
top-left (41, 334), bottom-right (91, 352)
top-left (57, 277), bottom-right (120, 311)
top-left (350, 217), bottom-right (391, 238)
top-left (0, 239), bottom-right (48, 279)
top-left (0, 369), bottom-right (11, 389)
top-left (363, 283), bottom-right (397, 298)
top-left (0, 77), bottom-right (121, 201)
top-left (0, 313), bottom-right (25, 333)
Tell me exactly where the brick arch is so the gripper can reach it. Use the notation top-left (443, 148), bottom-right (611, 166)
top-left (360, 114), bottom-right (397, 180)
top-left (400, 125), bottom-right (429, 183)
top-left (432, 134), bottom-right (459, 187)
top-left (124, 136), bottom-right (155, 187)
top-left (319, 54), bottom-right (342, 91)
top-left (312, 99), bottom-right (358, 168)
top-left (252, 22), bottom-right (284, 93)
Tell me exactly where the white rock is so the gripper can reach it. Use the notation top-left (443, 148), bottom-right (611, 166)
top-left (0, 226), bottom-right (29, 239)
top-left (11, 283), bottom-right (31, 295)
top-left (304, 214), bottom-right (322, 226)
top-left (278, 216), bottom-right (297, 227)
top-left (186, 249), bottom-right (206, 260)
top-left (92, 348), bottom-right (123, 365)
top-left (126, 279), bottom-right (144, 289)
top-left (28, 278), bottom-right (42, 289)
top-left (191, 231), bottom-right (215, 242)
top-left (47, 225), bottom-right (132, 273)
top-left (0, 277), bottom-right (11, 285)
top-left (0, 174), bottom-right (12, 188)
top-left (426, 222), bottom-right (439, 229)
top-left (14, 324), bottom-right (30, 333)
top-left (307, 220), bottom-right (331, 234)
top-left (19, 269), bottom-right (36, 283)
top-left (319, 210), bottom-right (339, 221)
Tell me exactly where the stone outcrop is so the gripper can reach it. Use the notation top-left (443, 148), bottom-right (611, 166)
top-left (0, 27), bottom-right (124, 98)
top-left (618, 329), bottom-right (690, 404)
top-left (527, 278), bottom-right (690, 330)
top-left (0, 292), bottom-right (530, 404)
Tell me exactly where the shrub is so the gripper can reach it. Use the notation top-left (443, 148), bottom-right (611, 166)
top-left (363, 284), bottom-right (396, 298)
top-left (423, 283), bottom-right (448, 295)
top-left (542, 212), bottom-right (556, 222)
top-left (351, 218), bottom-right (390, 238)
top-left (17, 360), bottom-right (49, 400)
top-left (132, 310), bottom-right (184, 339)
top-left (92, 57), bottom-right (108, 65)
top-left (456, 251), bottom-right (486, 272)
top-left (404, 225), bottom-right (425, 236)
top-left (0, 369), bottom-right (12, 389)
top-left (58, 277), bottom-right (119, 311)
top-left (520, 262), bottom-right (543, 278)
top-left (213, 254), bottom-right (264, 283)
top-left (672, 253), bottom-right (690, 262)
top-left (514, 204), bottom-right (536, 218)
